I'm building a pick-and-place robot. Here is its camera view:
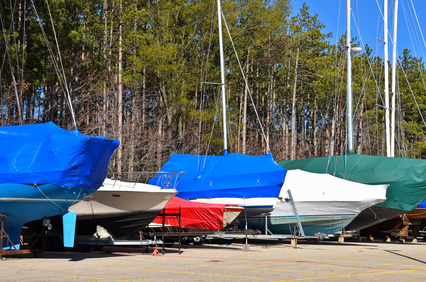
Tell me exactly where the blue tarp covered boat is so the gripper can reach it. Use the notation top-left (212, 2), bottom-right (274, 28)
top-left (0, 122), bottom-right (119, 250)
top-left (150, 153), bottom-right (287, 217)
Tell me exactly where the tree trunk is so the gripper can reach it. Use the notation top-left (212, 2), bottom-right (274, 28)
top-left (313, 95), bottom-right (318, 157)
top-left (117, 0), bottom-right (123, 174)
top-left (271, 64), bottom-right (277, 155)
top-left (102, 0), bottom-right (109, 137)
top-left (330, 94), bottom-right (337, 156)
top-left (157, 111), bottom-right (163, 171)
top-left (142, 66), bottom-right (146, 139)
top-left (290, 46), bottom-right (300, 160)
top-left (237, 79), bottom-right (243, 153)
top-left (357, 98), bottom-right (364, 154)
top-left (256, 63), bottom-right (260, 152)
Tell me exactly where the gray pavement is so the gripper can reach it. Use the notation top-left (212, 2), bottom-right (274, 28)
top-left (1, 239), bottom-right (426, 281)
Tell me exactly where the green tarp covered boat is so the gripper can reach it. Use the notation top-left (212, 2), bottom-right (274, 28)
top-left (279, 154), bottom-right (426, 230)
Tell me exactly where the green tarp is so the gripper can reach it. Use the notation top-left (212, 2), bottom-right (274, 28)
top-left (279, 154), bottom-right (426, 212)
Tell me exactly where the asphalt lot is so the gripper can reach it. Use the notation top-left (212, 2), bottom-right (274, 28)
top-left (1, 239), bottom-right (426, 281)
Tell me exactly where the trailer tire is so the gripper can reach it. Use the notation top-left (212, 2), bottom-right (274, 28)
top-left (181, 237), bottom-right (190, 244)
top-left (192, 236), bottom-right (203, 245)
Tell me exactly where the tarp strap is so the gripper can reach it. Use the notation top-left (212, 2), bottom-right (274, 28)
top-left (368, 207), bottom-right (384, 223)
top-left (33, 183), bottom-right (64, 212)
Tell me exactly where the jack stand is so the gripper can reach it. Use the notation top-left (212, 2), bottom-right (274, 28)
top-left (287, 190), bottom-right (306, 238)
top-left (151, 236), bottom-right (160, 256)
top-left (243, 213), bottom-right (250, 252)
top-left (151, 243), bottom-right (160, 256)
top-left (291, 238), bottom-right (298, 248)
top-left (291, 232), bottom-right (298, 248)
top-left (0, 214), bottom-right (43, 260)
top-left (243, 228), bottom-right (250, 252)
top-left (243, 234), bottom-right (250, 252)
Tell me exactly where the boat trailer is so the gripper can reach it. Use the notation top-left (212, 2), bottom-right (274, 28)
top-left (207, 189), bottom-right (329, 249)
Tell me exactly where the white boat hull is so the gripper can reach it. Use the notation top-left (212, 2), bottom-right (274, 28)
top-left (248, 170), bottom-right (388, 236)
top-left (70, 178), bottom-right (176, 238)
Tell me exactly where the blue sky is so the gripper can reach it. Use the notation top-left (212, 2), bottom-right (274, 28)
top-left (291, 0), bottom-right (426, 60)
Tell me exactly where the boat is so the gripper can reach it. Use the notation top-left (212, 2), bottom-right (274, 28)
top-left (149, 0), bottom-right (287, 217)
top-left (67, 177), bottom-right (177, 239)
top-left (150, 153), bottom-right (286, 218)
top-left (246, 169), bottom-right (388, 236)
top-left (150, 196), bottom-right (243, 231)
top-left (279, 155), bottom-right (426, 231)
top-left (0, 122), bottom-right (119, 250)
top-left (360, 198), bottom-right (426, 240)
top-left (278, 0), bottom-right (426, 231)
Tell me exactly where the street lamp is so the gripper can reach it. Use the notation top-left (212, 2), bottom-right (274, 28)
top-left (351, 47), bottom-right (362, 54)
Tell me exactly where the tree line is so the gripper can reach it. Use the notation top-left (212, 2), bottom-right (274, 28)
top-left (1, 0), bottom-right (425, 175)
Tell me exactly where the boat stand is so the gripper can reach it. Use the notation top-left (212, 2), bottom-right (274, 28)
top-left (286, 189), bottom-right (306, 238)
top-left (0, 214), bottom-right (43, 260)
top-left (157, 206), bottom-right (182, 255)
top-left (261, 189), bottom-right (306, 239)
top-left (262, 190), bottom-right (306, 242)
top-left (208, 189), bottom-right (328, 244)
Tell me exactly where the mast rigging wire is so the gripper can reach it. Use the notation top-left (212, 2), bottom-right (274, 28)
top-left (30, 0), bottom-right (77, 130)
top-left (0, 0), bottom-right (23, 124)
top-left (221, 11), bottom-right (271, 154)
top-left (374, 0), bottom-right (426, 129)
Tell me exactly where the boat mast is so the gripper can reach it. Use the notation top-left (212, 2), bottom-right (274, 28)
top-left (217, 0), bottom-right (228, 155)
top-left (346, 0), bottom-right (354, 154)
top-left (384, 0), bottom-right (391, 157)
top-left (391, 0), bottom-right (399, 157)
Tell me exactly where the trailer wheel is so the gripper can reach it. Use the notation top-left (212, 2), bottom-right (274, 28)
top-left (192, 236), bottom-right (203, 245)
top-left (181, 237), bottom-right (190, 244)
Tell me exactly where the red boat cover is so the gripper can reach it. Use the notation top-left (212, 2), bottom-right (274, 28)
top-left (152, 196), bottom-right (226, 230)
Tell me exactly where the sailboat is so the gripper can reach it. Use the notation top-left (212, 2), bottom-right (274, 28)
top-left (279, 0), bottom-right (426, 231)
top-left (0, 122), bottom-right (119, 250)
top-left (149, 0), bottom-right (287, 218)
top-left (247, 169), bottom-right (388, 236)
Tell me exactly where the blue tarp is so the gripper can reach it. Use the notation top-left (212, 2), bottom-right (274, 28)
top-left (0, 122), bottom-right (119, 190)
top-left (418, 199), bottom-right (426, 209)
top-left (0, 122), bottom-right (119, 250)
top-left (150, 153), bottom-right (287, 200)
